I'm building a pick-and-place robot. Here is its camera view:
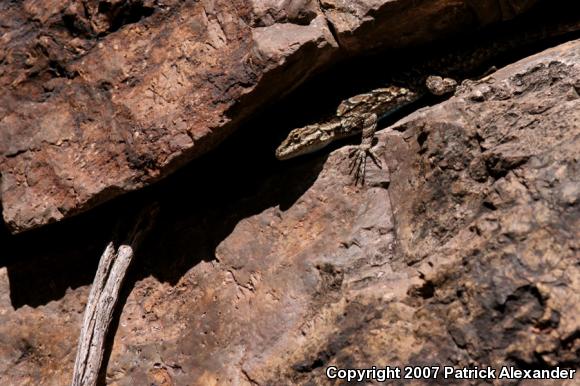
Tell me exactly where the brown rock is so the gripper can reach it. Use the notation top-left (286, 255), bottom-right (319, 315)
top-left (0, 0), bottom-right (548, 233)
top-left (0, 39), bottom-right (578, 384)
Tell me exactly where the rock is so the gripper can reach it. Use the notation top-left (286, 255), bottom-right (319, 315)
top-left (0, 0), bottom-right (546, 233)
top-left (0, 39), bottom-right (578, 384)
top-left (374, 39), bottom-right (580, 372)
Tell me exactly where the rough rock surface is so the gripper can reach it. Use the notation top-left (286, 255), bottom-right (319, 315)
top-left (0, 39), bottom-right (578, 385)
top-left (0, 0), bottom-right (545, 233)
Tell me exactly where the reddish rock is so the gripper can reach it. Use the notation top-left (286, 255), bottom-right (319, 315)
top-left (0, 39), bottom-right (578, 385)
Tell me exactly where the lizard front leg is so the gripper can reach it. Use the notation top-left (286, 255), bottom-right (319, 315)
top-left (349, 112), bottom-right (382, 185)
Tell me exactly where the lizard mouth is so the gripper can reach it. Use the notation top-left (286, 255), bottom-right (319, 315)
top-left (276, 121), bottom-right (340, 160)
top-left (275, 136), bottom-right (332, 160)
top-left (275, 147), bottom-right (294, 160)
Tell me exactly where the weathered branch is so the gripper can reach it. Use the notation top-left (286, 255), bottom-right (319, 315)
top-left (71, 204), bottom-right (157, 386)
top-left (71, 243), bottom-right (134, 386)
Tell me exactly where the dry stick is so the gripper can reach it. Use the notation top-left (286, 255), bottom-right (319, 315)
top-left (71, 243), bottom-right (134, 386)
top-left (71, 204), bottom-right (157, 385)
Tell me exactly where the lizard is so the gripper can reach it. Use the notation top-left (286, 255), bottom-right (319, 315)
top-left (275, 75), bottom-right (457, 185)
top-left (274, 17), bottom-right (580, 185)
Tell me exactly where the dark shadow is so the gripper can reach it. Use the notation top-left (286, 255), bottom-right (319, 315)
top-left (2, 205), bottom-right (116, 308)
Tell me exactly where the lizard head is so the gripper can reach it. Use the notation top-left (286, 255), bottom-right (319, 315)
top-left (275, 122), bottom-right (337, 160)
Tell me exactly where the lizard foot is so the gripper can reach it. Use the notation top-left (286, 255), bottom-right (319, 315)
top-left (349, 145), bottom-right (383, 186)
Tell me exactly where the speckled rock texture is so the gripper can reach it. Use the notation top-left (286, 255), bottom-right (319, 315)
top-left (0, 38), bottom-right (578, 385)
top-left (0, 0), bottom-right (544, 233)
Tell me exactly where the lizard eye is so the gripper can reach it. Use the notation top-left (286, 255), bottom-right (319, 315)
top-left (288, 133), bottom-right (301, 144)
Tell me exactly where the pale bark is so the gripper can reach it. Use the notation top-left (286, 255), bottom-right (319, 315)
top-left (71, 243), bottom-right (134, 386)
